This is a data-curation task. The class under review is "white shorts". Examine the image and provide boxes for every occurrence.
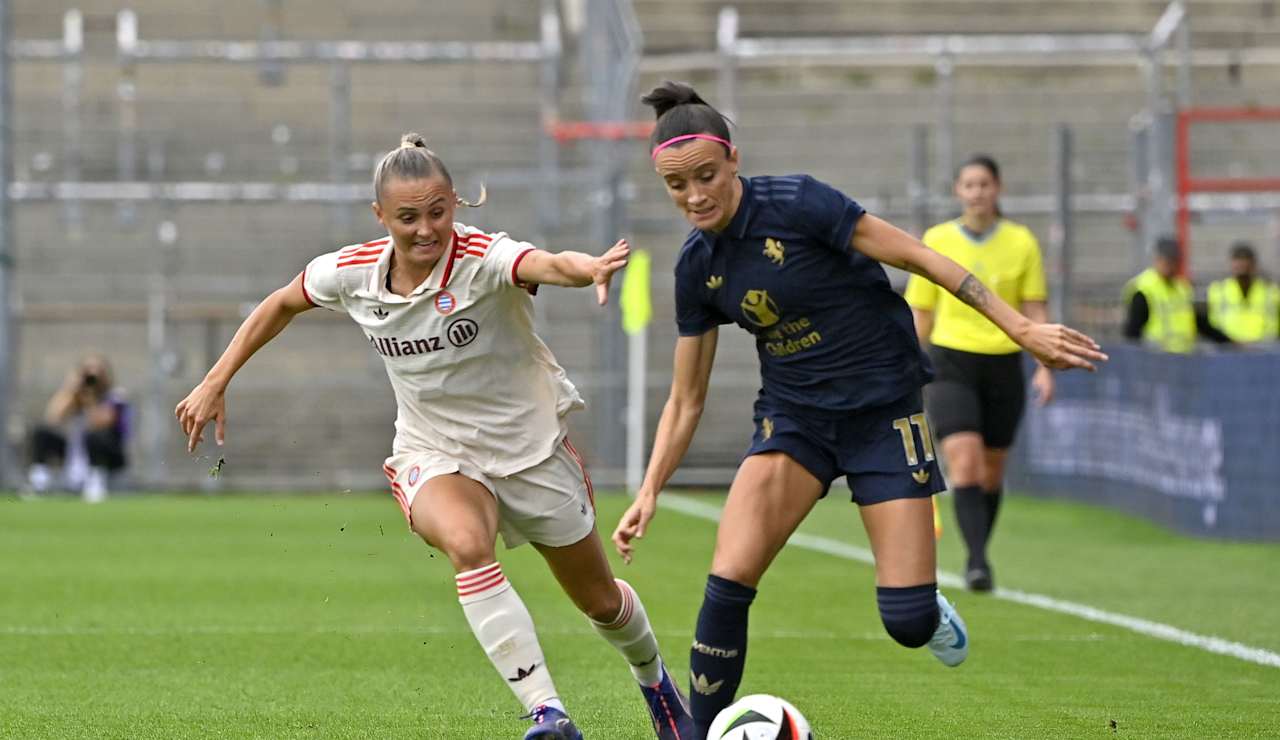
[382,437,596,549]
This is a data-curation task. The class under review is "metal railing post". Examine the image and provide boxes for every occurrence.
[538,0,561,237]
[934,53,955,195]
[0,0,14,489]
[116,10,139,226]
[61,9,83,232]
[1051,124,1074,325]
[328,62,351,232]
[716,7,739,120]
[909,124,930,237]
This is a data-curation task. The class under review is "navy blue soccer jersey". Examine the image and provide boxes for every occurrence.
[674,174,933,412]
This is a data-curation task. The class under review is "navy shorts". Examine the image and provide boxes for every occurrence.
[745,391,946,505]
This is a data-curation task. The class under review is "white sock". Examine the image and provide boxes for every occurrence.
[456,562,560,713]
[82,467,107,503]
[28,464,51,493]
[590,579,664,686]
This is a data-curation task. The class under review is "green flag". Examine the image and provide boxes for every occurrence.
[620,248,652,335]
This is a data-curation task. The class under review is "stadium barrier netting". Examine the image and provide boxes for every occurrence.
[1007,344,1280,541]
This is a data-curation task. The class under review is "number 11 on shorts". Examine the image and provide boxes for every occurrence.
[891,413,935,466]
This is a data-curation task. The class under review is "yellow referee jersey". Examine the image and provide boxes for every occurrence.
[904,219,1047,355]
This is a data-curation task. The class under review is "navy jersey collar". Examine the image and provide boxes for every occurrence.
[699,176,754,244]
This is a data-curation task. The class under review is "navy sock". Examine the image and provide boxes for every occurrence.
[877,583,940,648]
[953,485,990,569]
[689,574,756,737]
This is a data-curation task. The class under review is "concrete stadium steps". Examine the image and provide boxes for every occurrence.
[18,0,1279,46]
[14,0,541,42]
[10,60,545,183]
[10,1,1280,488]
[14,313,635,489]
[634,0,1280,50]
[627,58,1279,295]
[11,190,548,300]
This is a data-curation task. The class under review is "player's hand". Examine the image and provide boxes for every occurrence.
[612,490,657,565]
[1020,323,1108,371]
[175,382,227,453]
[592,239,631,306]
[1031,363,1056,405]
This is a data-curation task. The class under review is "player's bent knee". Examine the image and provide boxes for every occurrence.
[877,585,940,648]
[708,563,765,590]
[426,530,496,571]
[580,585,624,624]
[881,612,937,648]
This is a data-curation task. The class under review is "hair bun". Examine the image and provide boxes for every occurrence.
[640,80,710,120]
[399,132,428,149]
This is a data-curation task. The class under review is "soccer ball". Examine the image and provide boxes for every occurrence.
[707,694,813,739]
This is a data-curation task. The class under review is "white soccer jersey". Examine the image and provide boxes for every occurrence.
[302,223,585,477]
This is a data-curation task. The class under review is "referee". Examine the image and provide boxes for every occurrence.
[904,155,1052,592]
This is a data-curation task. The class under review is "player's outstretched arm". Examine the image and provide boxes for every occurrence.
[175,273,314,453]
[851,215,1108,371]
[1022,300,1057,405]
[612,328,718,564]
[515,239,630,305]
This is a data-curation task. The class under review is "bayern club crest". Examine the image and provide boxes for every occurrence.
[407,466,421,487]
[434,291,456,315]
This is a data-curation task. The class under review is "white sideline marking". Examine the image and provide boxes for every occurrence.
[661,494,1280,670]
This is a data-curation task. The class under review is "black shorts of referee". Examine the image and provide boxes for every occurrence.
[924,345,1026,449]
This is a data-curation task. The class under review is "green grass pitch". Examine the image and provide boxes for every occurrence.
[2,491,1277,738]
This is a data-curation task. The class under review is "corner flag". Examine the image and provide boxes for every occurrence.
[620,249,652,336]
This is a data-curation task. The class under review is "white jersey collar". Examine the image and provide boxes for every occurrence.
[364,230,460,302]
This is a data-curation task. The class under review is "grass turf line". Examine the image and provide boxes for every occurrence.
[0,492,1276,738]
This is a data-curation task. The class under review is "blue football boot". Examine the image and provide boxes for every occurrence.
[640,664,695,739]
[522,704,584,740]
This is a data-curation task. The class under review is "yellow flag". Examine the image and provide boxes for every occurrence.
[620,249,652,335]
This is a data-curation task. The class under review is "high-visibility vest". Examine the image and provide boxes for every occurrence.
[1207,277,1280,343]
[1123,268,1196,353]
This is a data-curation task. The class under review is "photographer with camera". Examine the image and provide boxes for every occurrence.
[26,354,129,502]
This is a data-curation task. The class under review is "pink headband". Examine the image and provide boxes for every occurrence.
[650,133,733,160]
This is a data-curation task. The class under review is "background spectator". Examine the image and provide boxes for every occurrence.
[1207,241,1280,344]
[1122,236,1232,352]
[26,354,129,502]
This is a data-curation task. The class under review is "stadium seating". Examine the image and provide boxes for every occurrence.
[10,0,1280,488]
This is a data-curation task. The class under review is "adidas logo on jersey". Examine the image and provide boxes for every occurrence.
[706,275,724,290]
[371,306,389,320]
